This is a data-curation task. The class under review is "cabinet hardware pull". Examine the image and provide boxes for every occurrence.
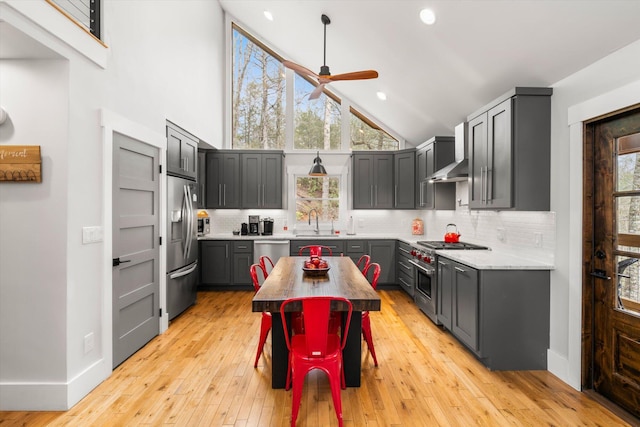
[454,267,466,273]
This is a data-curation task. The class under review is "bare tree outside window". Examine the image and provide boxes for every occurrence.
[350,107,398,150]
[296,176,340,224]
[232,26,285,149]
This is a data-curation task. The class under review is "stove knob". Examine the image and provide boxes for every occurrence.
[410,250,416,256]
[417,253,422,260]
[424,256,432,264]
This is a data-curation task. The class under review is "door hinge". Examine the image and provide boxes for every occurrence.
[159,164,162,174]
[159,308,162,317]
[159,236,162,246]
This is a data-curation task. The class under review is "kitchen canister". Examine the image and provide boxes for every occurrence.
[412,218,424,235]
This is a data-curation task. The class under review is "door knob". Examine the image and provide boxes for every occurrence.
[113,258,131,267]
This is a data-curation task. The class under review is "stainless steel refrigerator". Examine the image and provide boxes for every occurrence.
[166,175,198,320]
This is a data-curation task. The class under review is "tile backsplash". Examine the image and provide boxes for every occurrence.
[203,208,555,265]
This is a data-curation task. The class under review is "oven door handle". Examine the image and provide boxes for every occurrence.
[408,259,436,275]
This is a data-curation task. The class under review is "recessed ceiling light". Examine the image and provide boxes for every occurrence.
[376,91,387,101]
[419,8,436,25]
[263,10,274,21]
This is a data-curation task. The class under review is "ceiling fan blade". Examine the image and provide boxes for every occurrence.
[328,70,379,82]
[283,60,319,79]
[309,84,326,100]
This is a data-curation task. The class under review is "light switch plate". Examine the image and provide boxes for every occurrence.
[82,226,104,244]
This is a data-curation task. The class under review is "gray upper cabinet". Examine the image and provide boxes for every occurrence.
[352,153,394,209]
[241,151,283,209]
[416,136,455,210]
[205,151,241,209]
[393,149,415,209]
[166,123,198,180]
[197,150,206,207]
[467,87,552,210]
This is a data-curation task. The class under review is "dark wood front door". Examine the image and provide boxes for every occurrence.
[584,105,640,417]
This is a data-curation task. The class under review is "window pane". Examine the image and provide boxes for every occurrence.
[350,110,398,150]
[296,176,339,222]
[617,196,640,235]
[232,28,285,149]
[293,75,341,150]
[617,133,640,191]
[616,255,640,315]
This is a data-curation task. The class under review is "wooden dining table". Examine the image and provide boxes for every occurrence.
[252,256,381,389]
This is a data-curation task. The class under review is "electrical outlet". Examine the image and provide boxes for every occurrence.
[497,227,505,241]
[534,232,543,248]
[84,332,94,354]
[358,218,364,228]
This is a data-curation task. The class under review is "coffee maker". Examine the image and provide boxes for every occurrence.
[248,215,260,235]
[261,217,274,236]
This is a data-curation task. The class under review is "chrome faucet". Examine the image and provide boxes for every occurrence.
[308,209,319,234]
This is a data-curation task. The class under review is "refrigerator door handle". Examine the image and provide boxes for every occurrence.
[169,262,198,279]
[184,184,194,260]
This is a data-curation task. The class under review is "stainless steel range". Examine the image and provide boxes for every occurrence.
[409,240,489,324]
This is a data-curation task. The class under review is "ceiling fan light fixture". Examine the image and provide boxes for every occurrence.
[309,151,328,176]
[263,10,274,21]
[420,8,436,25]
[377,91,387,100]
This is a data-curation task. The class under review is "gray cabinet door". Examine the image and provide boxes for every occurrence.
[437,257,453,329]
[468,113,488,209]
[345,240,366,265]
[394,150,415,209]
[451,262,479,352]
[233,252,253,285]
[241,152,283,208]
[352,153,394,209]
[290,240,345,256]
[368,240,396,284]
[205,152,240,208]
[200,241,231,284]
[166,125,197,180]
[486,99,513,209]
[416,137,455,210]
[197,150,206,207]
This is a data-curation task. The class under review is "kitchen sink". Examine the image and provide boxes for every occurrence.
[294,233,340,238]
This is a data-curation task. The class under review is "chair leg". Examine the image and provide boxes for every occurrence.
[362,313,378,367]
[328,365,344,427]
[254,314,271,368]
[290,365,306,427]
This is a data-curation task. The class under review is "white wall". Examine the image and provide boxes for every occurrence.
[547,38,640,389]
[0,0,225,410]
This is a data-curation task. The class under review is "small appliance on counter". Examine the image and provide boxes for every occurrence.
[261,217,274,235]
[248,215,260,235]
[197,210,210,236]
[241,223,248,235]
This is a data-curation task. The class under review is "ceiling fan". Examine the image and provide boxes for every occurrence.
[283,14,378,100]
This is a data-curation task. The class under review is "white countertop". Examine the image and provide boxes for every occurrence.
[435,249,554,270]
[197,234,553,270]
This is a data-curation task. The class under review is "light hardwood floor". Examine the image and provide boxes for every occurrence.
[0,290,635,426]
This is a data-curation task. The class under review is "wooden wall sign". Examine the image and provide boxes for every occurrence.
[0,145,42,183]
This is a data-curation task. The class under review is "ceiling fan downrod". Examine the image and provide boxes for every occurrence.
[320,14,331,76]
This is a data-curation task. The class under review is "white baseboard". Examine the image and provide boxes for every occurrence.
[547,349,581,391]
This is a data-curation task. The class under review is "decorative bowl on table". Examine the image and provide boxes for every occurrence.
[302,256,330,276]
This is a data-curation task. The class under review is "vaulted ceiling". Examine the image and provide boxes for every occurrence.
[219,0,640,145]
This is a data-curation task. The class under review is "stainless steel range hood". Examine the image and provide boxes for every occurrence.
[430,122,468,182]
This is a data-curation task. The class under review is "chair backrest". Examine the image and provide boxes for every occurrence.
[249,263,268,293]
[259,255,275,273]
[356,254,371,274]
[280,296,353,356]
[298,245,333,257]
[362,262,381,290]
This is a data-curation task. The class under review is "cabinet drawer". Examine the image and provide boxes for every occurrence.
[397,258,414,279]
[345,240,366,254]
[233,241,253,253]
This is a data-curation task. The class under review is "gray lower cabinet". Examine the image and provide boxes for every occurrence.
[200,240,253,289]
[396,241,414,296]
[290,240,346,256]
[345,240,366,266]
[367,240,396,285]
[467,87,552,210]
[438,255,550,370]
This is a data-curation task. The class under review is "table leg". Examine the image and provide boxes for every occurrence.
[343,311,362,387]
[270,312,289,389]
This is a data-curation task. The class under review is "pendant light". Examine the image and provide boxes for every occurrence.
[309,151,327,176]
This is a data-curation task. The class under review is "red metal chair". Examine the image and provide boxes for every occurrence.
[280,296,353,427]
[361,262,381,366]
[250,263,272,368]
[259,255,275,273]
[356,254,371,274]
[298,245,333,257]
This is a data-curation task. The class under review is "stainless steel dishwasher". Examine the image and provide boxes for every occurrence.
[253,239,291,267]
